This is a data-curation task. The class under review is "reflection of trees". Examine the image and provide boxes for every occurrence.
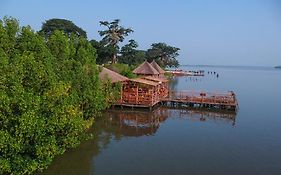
[40,107,236,175]
[40,109,169,175]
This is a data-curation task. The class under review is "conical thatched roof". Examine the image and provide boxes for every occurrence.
[133,61,159,75]
[99,67,128,83]
[150,60,165,74]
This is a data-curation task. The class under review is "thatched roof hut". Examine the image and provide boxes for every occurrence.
[132,61,159,76]
[99,67,128,83]
[150,60,165,74]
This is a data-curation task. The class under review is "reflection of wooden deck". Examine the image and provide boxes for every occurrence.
[114,100,159,108]
[114,90,238,112]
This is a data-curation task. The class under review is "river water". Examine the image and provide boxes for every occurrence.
[41,66,281,175]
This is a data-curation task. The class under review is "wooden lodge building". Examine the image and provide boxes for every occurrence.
[99,61,169,108]
[99,61,238,111]
[121,76,169,107]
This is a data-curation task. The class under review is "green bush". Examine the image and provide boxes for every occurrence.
[0,17,108,174]
[105,63,136,78]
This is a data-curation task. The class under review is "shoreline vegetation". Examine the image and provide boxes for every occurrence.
[0,16,180,175]
[275,66,281,69]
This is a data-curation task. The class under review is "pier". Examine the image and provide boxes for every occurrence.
[166,70,204,76]
[114,90,238,112]
[161,90,238,111]
[101,61,238,112]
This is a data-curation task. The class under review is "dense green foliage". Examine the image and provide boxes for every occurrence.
[39,18,180,68]
[40,18,87,38]
[0,16,180,174]
[105,63,136,78]
[90,39,115,65]
[0,17,108,175]
[118,39,146,66]
[147,42,180,68]
[93,39,179,68]
[98,19,133,63]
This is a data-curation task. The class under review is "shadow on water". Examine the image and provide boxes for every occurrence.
[40,107,236,175]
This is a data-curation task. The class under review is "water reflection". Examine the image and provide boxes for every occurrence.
[40,107,236,175]
[174,108,236,126]
[106,109,169,137]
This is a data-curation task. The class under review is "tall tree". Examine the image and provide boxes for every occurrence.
[119,39,146,65]
[98,19,133,63]
[40,18,87,38]
[147,42,180,68]
[90,39,116,64]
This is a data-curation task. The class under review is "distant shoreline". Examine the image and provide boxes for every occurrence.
[275,66,281,69]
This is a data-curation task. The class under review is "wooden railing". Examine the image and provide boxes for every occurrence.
[164,90,237,106]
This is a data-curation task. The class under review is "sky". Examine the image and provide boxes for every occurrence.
[1,0,281,66]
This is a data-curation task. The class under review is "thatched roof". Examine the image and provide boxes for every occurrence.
[150,60,165,74]
[133,61,159,75]
[99,67,128,83]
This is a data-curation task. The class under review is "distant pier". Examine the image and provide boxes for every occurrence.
[166,70,204,76]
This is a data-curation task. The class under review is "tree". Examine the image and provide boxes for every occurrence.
[119,39,146,66]
[0,17,115,175]
[98,19,133,63]
[90,39,116,64]
[40,18,87,38]
[147,42,180,68]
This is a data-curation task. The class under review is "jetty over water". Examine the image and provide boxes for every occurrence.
[161,90,238,111]
[166,70,204,76]
[114,89,238,112]
[100,61,238,112]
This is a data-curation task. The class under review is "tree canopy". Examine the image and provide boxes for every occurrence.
[40,18,87,38]
[0,17,116,175]
[98,19,133,63]
[118,39,146,66]
[90,39,116,65]
[0,16,181,174]
[147,42,180,68]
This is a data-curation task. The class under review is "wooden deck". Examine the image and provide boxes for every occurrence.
[161,90,238,111]
[114,90,238,112]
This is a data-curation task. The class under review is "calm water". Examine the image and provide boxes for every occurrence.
[41,66,281,175]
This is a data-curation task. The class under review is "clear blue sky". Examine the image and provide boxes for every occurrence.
[1,0,281,66]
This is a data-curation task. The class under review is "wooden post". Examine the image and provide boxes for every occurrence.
[136,85,139,104]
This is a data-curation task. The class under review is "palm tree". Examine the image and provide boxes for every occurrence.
[99,19,133,63]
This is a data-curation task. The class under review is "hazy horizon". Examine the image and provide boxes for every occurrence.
[1,0,281,67]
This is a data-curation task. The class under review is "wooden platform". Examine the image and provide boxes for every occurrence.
[161,90,238,111]
[114,90,238,112]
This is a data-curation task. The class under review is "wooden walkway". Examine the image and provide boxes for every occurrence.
[113,90,238,112]
[161,90,238,111]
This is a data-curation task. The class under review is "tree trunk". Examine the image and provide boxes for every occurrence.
[112,43,118,64]
[112,54,117,64]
